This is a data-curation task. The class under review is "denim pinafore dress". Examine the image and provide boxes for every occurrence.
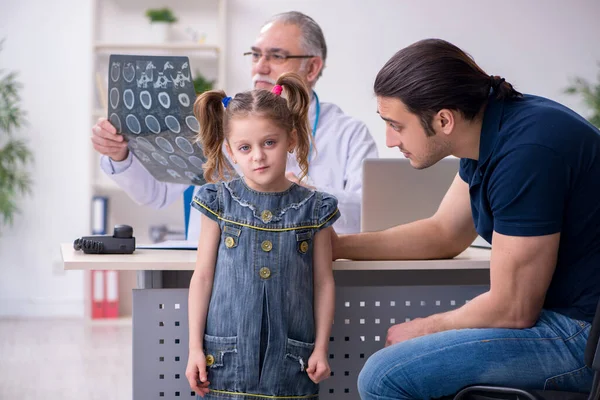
[191,178,340,400]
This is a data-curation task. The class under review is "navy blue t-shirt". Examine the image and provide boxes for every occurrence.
[459,94,600,322]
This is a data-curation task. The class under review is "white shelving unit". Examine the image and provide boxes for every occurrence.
[87,0,227,319]
[91,0,227,191]
[94,42,220,54]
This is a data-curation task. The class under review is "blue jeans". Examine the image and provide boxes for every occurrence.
[358,310,593,399]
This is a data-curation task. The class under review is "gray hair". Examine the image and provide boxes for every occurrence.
[264,11,327,79]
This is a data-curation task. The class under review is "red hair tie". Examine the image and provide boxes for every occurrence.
[272,85,283,96]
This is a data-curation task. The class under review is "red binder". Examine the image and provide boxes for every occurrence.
[104,270,119,318]
[91,270,105,319]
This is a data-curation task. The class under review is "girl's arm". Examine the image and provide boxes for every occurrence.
[186,213,221,394]
[312,226,335,355]
[306,226,335,383]
[188,213,220,350]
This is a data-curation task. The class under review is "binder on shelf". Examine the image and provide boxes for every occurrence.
[95,71,108,111]
[91,270,105,319]
[89,196,119,319]
[91,196,108,235]
[104,270,119,318]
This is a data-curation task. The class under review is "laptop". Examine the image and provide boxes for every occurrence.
[360,157,491,248]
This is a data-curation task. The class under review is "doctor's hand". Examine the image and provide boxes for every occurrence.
[91,117,129,162]
[186,349,210,397]
[286,172,316,190]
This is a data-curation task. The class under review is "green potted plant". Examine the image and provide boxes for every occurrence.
[0,41,33,232]
[145,8,178,43]
[565,64,600,128]
[193,71,215,95]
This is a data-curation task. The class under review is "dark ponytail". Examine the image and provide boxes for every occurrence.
[489,75,521,100]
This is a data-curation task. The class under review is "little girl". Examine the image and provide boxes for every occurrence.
[185,72,339,399]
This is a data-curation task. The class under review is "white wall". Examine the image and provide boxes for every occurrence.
[225,0,600,157]
[0,0,93,316]
[0,0,599,317]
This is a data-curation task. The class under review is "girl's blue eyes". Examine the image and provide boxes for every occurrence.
[238,140,276,152]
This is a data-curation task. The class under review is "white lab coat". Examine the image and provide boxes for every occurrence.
[100,95,379,241]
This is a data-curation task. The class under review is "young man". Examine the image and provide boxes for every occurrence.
[91,12,378,239]
[333,39,600,399]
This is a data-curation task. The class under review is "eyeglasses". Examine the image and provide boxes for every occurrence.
[243,51,316,65]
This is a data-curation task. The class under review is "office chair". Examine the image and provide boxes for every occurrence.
[454,298,600,400]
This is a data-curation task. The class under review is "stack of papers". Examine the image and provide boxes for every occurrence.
[136,240,197,250]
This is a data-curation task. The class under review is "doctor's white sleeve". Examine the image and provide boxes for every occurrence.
[316,123,379,234]
[100,152,189,209]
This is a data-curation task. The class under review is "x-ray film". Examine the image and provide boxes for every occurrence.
[107,54,231,185]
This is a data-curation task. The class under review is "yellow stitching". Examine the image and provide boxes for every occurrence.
[193,199,338,232]
[209,389,318,399]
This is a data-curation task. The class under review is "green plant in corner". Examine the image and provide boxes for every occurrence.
[565,64,600,128]
[0,40,33,229]
[193,71,215,95]
[145,8,178,24]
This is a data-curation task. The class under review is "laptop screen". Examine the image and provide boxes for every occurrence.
[361,157,459,232]
[360,157,491,248]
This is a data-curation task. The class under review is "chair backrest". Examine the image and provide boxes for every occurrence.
[583,297,600,400]
[585,297,600,370]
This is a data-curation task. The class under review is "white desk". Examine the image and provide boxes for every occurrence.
[61,243,490,271]
[60,243,491,400]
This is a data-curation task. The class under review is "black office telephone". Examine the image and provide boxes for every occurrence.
[73,224,136,254]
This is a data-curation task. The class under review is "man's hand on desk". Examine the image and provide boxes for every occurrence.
[385,317,436,347]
